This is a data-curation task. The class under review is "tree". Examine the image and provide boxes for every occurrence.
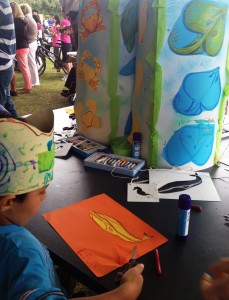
[16,0,61,16]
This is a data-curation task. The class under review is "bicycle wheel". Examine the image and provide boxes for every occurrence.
[36,53,46,76]
[58,49,68,74]
[67,93,76,104]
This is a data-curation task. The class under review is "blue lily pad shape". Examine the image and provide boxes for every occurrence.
[0,143,16,187]
[173,68,221,116]
[163,123,215,166]
[121,0,139,53]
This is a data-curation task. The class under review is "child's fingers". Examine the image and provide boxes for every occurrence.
[200,272,229,300]
[200,273,216,300]
[121,263,144,283]
[210,258,229,275]
[134,263,144,275]
[200,273,213,288]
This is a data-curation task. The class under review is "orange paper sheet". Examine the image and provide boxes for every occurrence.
[43,194,168,277]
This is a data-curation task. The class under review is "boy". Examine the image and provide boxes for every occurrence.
[0,109,144,299]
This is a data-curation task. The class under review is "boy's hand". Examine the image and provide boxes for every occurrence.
[200,258,229,300]
[119,264,144,299]
[71,264,144,300]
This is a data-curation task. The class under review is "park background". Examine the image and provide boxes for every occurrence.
[14,0,61,16]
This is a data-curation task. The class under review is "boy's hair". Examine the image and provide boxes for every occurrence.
[0,193,27,203]
[15,193,27,202]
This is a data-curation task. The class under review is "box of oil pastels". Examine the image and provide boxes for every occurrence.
[84,152,145,176]
[63,135,108,158]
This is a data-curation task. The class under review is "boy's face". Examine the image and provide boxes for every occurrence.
[1,186,48,226]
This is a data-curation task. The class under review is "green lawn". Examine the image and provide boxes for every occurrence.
[13,60,72,116]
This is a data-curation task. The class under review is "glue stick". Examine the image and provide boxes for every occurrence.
[132,132,141,159]
[176,194,191,240]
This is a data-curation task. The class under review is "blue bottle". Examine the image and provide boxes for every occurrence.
[132,132,141,159]
[176,194,191,240]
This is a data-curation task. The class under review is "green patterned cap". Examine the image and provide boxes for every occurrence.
[0,109,54,195]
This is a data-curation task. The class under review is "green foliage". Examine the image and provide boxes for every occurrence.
[16,0,61,16]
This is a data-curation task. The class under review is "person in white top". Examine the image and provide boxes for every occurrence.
[20,3,40,87]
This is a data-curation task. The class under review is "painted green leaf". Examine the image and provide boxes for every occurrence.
[204,12,227,56]
[169,0,228,56]
[185,1,226,33]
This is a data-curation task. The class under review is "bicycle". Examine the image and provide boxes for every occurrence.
[36,38,67,76]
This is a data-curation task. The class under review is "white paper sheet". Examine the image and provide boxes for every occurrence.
[149,169,221,201]
[127,182,159,202]
[55,143,72,157]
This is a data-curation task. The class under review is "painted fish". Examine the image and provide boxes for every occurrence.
[90,211,152,242]
[158,173,202,193]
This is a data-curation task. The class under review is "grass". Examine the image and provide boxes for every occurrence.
[13,60,72,116]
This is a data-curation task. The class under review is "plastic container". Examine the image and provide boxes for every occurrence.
[176,194,191,240]
[84,152,145,177]
[132,132,141,159]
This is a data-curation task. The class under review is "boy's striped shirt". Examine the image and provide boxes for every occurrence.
[0,0,16,71]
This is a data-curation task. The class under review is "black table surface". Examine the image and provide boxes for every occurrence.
[26,142,229,300]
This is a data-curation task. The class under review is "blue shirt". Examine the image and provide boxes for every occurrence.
[0,0,16,71]
[0,225,67,300]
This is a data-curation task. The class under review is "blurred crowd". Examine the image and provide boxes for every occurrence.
[0,0,78,117]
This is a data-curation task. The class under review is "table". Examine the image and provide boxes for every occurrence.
[26,108,229,300]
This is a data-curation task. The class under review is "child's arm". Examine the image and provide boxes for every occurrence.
[72,264,144,300]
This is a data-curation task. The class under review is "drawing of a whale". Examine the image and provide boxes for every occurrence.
[158,173,202,194]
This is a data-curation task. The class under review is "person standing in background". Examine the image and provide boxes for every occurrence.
[10,1,32,94]
[21,3,40,87]
[42,16,49,29]
[51,15,61,58]
[0,0,18,117]
[60,11,72,78]
[59,0,79,51]
[33,14,43,39]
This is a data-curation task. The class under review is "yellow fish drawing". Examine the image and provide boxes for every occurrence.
[90,211,152,242]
